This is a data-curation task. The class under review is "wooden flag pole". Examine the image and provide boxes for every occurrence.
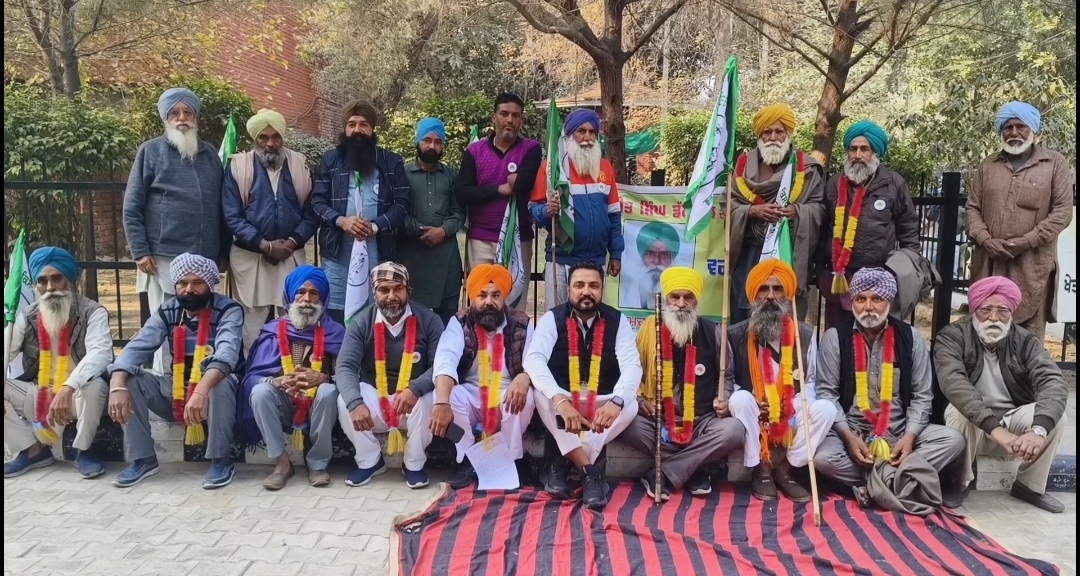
[790,297,822,526]
[715,172,735,405]
[653,291,664,504]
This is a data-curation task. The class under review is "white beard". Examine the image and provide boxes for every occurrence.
[973,316,1011,345]
[662,304,699,347]
[38,291,74,341]
[856,310,887,330]
[844,154,880,184]
[757,138,791,167]
[566,137,602,181]
[165,123,200,161]
[1002,132,1035,156]
[288,302,323,330]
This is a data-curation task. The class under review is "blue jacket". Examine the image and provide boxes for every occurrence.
[311,146,411,262]
[529,160,624,266]
[222,158,319,252]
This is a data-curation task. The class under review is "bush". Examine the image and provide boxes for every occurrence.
[286,132,336,171]
[130,77,256,151]
[659,110,754,185]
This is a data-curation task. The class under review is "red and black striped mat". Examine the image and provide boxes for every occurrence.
[392,483,1058,576]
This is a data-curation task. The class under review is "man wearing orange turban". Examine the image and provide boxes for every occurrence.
[724,259,836,502]
[728,103,826,327]
[430,263,535,490]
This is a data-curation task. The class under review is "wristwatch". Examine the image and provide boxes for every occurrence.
[1031,425,1048,438]
[371,222,380,235]
[610,396,625,408]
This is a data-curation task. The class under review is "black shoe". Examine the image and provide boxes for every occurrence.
[686,469,712,496]
[640,470,672,501]
[448,459,477,490]
[581,464,609,510]
[941,485,969,509]
[541,456,572,499]
[1010,481,1064,513]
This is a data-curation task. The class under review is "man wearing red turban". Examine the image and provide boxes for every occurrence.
[936,276,1068,513]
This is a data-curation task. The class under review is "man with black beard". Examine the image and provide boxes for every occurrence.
[4,248,112,479]
[430,264,535,489]
[335,262,444,489]
[816,120,919,329]
[724,259,835,502]
[312,101,411,324]
[108,253,244,489]
[223,108,318,352]
[399,117,465,324]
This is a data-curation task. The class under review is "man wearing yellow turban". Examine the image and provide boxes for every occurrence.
[222,108,317,350]
[619,267,745,500]
[728,103,826,327]
[430,264,536,490]
[724,259,836,502]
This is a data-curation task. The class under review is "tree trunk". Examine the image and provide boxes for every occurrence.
[59,4,81,97]
[597,58,628,183]
[811,0,860,167]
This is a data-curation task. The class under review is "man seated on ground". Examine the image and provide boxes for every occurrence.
[4,247,112,479]
[108,253,244,489]
[430,264,535,489]
[937,276,1068,513]
[814,267,966,509]
[334,262,444,489]
[524,262,642,510]
[238,266,343,490]
[726,259,837,502]
[621,267,744,500]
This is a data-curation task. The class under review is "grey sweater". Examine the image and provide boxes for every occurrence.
[335,305,445,411]
[123,137,228,261]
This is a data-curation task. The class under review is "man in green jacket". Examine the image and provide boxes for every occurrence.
[936,276,1068,513]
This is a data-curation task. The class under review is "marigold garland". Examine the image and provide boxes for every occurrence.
[746,317,797,461]
[476,328,505,449]
[831,177,869,294]
[374,316,417,456]
[278,320,326,451]
[734,150,807,206]
[855,324,896,461]
[33,316,71,445]
[172,309,210,446]
[659,325,695,445]
[567,316,605,424]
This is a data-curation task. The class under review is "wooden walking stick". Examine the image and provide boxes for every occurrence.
[715,173,735,406]
[551,209,559,306]
[653,291,664,504]
[790,297,822,526]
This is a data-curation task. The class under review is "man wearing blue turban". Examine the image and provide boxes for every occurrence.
[124,86,228,371]
[5,247,113,479]
[817,119,920,329]
[239,266,345,490]
[966,101,1074,340]
[399,117,465,324]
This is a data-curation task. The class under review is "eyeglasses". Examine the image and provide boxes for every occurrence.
[975,306,1012,321]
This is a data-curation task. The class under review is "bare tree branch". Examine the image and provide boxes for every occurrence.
[625,0,691,58]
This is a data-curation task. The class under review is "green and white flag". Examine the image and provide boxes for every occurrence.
[219,112,238,168]
[545,97,574,252]
[495,197,527,307]
[683,56,739,239]
[4,229,32,326]
[468,124,480,144]
[760,149,798,266]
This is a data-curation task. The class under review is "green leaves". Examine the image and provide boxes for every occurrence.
[129,77,257,152]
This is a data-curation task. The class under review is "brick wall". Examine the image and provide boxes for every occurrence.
[91,191,126,258]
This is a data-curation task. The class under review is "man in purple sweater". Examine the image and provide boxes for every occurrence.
[455,93,543,310]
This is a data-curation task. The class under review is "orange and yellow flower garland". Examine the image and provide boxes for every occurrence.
[374,317,417,456]
[567,316,605,421]
[33,316,71,445]
[659,325,695,445]
[831,177,868,294]
[277,320,326,450]
[733,150,807,206]
[476,328,505,443]
[172,309,210,446]
[747,317,796,461]
[855,324,896,461]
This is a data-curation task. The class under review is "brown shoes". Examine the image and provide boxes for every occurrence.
[774,460,811,503]
[751,463,778,500]
[262,467,295,491]
[308,469,331,487]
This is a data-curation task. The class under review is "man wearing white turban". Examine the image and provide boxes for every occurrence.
[223,109,317,351]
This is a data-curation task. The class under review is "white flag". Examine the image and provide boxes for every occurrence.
[7,246,34,378]
[683,56,739,239]
[495,198,527,307]
[344,239,370,324]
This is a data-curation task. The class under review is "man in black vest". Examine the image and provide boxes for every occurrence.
[524,262,642,510]
[814,267,965,508]
[430,264,535,489]
[620,267,745,500]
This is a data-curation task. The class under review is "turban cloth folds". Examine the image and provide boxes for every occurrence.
[282,265,331,307]
[466,264,511,301]
[157,88,201,121]
[659,267,703,299]
[637,222,681,260]
[170,253,220,289]
[564,108,601,136]
[745,258,797,302]
[246,109,287,140]
[843,120,890,158]
[415,117,447,144]
[968,276,1022,312]
[752,104,796,138]
[849,267,897,301]
[995,101,1042,133]
[28,247,78,284]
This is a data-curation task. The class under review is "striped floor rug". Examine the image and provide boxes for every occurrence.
[392,483,1058,576]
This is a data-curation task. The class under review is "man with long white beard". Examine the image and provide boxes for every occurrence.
[334,262,444,489]
[622,221,681,310]
[816,120,919,329]
[727,104,825,325]
[123,88,229,371]
[937,276,1068,513]
[620,267,744,500]
[966,101,1074,341]
[4,248,112,479]
[312,101,411,324]
[223,109,317,352]
[814,268,966,511]
[238,266,344,490]
[725,259,836,502]
[530,108,624,309]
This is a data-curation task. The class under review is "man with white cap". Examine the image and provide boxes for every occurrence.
[223,108,318,351]
[108,253,244,489]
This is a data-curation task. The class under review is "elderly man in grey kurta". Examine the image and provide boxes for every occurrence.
[399,117,464,325]
[728,104,825,325]
[222,108,318,352]
[123,87,229,371]
[966,101,1074,341]
[814,268,966,509]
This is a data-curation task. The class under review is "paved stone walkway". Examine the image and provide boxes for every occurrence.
[3,463,1075,576]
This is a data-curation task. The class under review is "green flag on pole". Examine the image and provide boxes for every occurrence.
[545,97,574,253]
[468,125,480,145]
[683,56,739,239]
[4,230,30,326]
[219,112,238,168]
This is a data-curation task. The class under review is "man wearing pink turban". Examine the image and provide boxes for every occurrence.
[935,276,1068,513]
